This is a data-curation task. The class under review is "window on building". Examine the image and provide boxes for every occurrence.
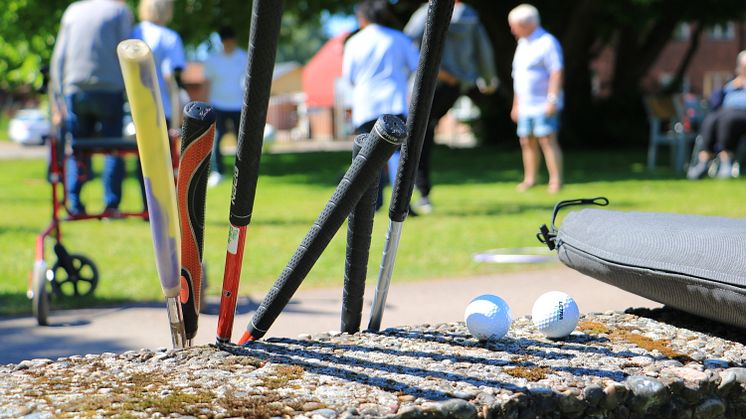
[708,22,735,41]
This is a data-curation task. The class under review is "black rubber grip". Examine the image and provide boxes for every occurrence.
[179,101,216,339]
[340,134,380,333]
[248,115,406,339]
[389,0,454,222]
[229,0,284,227]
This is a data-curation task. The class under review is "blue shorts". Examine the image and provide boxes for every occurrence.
[517,114,559,138]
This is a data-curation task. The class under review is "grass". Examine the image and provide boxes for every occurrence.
[0,111,10,141]
[1,145,744,315]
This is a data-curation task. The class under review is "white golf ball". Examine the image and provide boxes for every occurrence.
[531,291,580,338]
[464,294,512,340]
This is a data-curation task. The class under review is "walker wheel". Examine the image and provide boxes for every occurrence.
[31,261,50,326]
[50,254,99,297]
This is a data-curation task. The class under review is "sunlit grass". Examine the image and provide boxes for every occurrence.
[1,146,744,315]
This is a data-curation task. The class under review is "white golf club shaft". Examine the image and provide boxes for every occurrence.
[166,296,187,348]
[367,220,403,331]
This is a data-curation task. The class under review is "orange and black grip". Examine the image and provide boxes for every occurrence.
[177,101,215,340]
[241,115,406,343]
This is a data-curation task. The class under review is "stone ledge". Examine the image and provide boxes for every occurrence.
[1,307,745,418]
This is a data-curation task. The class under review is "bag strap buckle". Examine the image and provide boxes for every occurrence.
[537,197,609,251]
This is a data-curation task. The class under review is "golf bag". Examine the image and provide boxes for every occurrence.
[538,198,746,329]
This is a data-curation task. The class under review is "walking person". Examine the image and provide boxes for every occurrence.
[343,0,419,209]
[688,50,746,179]
[203,26,249,187]
[132,0,187,210]
[405,0,498,212]
[133,0,186,127]
[51,0,133,217]
[509,4,564,193]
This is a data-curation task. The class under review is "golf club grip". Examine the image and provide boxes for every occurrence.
[229,0,284,227]
[389,0,455,222]
[216,0,283,344]
[244,115,406,341]
[341,135,379,333]
[178,102,215,340]
[117,39,181,298]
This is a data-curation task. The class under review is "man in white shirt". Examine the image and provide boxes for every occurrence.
[343,0,419,209]
[204,26,248,186]
[509,4,564,193]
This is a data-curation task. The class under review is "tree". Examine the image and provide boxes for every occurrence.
[3,0,746,146]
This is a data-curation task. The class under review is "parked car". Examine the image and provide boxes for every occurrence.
[9,109,51,145]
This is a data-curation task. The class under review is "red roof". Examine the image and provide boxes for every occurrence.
[302,33,348,108]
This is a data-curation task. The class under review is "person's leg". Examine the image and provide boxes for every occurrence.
[688,110,721,179]
[516,115,539,190]
[537,135,563,192]
[518,136,540,191]
[415,82,461,202]
[698,111,720,159]
[64,93,93,215]
[96,91,125,211]
[534,114,563,192]
[714,108,746,177]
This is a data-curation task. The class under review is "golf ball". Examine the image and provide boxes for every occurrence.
[531,291,580,338]
[464,294,512,340]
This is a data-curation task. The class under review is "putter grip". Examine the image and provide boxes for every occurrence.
[178,102,215,340]
[248,115,406,339]
[229,0,284,227]
[389,0,454,222]
[341,134,379,333]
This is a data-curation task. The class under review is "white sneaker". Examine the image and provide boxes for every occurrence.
[208,172,222,187]
[416,196,433,214]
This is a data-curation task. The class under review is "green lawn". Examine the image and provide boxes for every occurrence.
[1,146,744,315]
[0,112,9,142]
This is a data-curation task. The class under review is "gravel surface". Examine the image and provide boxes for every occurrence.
[1,307,745,418]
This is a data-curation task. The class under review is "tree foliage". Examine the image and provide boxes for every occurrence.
[2,0,746,144]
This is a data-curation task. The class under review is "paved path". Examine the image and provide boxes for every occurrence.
[0,266,658,364]
[0,141,46,160]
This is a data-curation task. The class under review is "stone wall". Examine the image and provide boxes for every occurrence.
[1,307,744,418]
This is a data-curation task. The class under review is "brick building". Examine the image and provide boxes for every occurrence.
[593,22,746,98]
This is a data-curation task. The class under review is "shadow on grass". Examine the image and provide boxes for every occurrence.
[225,146,690,189]
[0,225,44,235]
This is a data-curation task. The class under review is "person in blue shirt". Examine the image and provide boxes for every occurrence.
[132,0,187,211]
[688,50,746,179]
[405,0,498,211]
[343,0,419,209]
[51,0,133,217]
[133,0,186,127]
[509,4,564,194]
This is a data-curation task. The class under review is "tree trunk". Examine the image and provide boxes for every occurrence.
[662,22,704,94]
[559,0,598,141]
